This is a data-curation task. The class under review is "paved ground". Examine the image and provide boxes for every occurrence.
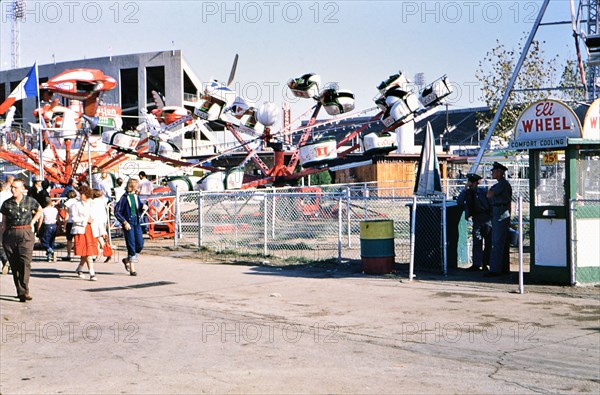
[1,246,599,394]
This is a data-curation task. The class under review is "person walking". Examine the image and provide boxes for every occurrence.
[0,177,13,274]
[71,186,99,281]
[39,197,58,262]
[91,189,110,262]
[113,177,125,202]
[486,162,513,277]
[137,171,153,234]
[0,178,43,302]
[115,178,145,276]
[60,190,78,261]
[457,173,492,272]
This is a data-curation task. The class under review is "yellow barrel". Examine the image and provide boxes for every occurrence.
[360,220,395,274]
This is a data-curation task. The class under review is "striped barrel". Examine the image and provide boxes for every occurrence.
[360,220,395,274]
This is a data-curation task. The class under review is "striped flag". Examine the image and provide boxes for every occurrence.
[0,63,38,115]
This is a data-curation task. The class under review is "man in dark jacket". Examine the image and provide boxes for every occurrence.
[457,173,492,272]
[28,177,49,206]
[487,162,513,276]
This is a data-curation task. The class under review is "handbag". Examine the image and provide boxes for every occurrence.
[102,237,113,257]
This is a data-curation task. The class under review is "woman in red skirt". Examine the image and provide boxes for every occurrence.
[71,186,99,281]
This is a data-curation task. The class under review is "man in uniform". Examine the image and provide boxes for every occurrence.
[486,162,512,277]
[0,178,43,302]
[457,173,492,271]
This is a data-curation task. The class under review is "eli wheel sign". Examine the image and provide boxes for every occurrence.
[509,99,582,150]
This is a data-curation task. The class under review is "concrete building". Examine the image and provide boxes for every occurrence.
[0,50,237,159]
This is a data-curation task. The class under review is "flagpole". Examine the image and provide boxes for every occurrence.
[34,61,44,180]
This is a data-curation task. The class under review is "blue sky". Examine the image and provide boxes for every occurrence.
[0,1,580,118]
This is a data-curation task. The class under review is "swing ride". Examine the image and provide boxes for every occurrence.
[0,63,453,193]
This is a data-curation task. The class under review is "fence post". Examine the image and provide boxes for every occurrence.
[518,194,524,294]
[442,194,447,276]
[174,188,180,248]
[409,195,417,281]
[271,189,276,239]
[198,192,203,248]
[263,193,268,256]
[363,183,368,219]
[346,187,351,248]
[569,198,577,286]
[234,195,239,250]
[338,193,343,263]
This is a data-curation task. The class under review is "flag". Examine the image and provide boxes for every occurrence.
[0,64,38,115]
[414,121,442,195]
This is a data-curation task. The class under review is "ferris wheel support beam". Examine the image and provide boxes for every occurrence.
[469,0,550,174]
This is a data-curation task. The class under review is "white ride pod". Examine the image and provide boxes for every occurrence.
[194,82,237,121]
[298,137,338,168]
[101,130,141,151]
[376,72,410,94]
[373,86,410,112]
[48,106,79,139]
[148,136,182,160]
[419,76,453,107]
[193,99,222,121]
[287,73,321,99]
[225,167,244,190]
[255,102,280,127]
[160,106,190,125]
[238,108,265,135]
[226,96,251,119]
[381,92,420,128]
[320,89,356,116]
[199,171,226,192]
[361,131,398,155]
[164,175,202,193]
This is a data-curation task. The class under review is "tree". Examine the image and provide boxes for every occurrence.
[557,59,587,103]
[309,170,332,186]
[475,36,559,144]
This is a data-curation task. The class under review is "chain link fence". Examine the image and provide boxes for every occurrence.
[569,199,600,284]
[172,180,532,274]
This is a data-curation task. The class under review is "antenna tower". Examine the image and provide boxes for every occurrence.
[11,0,26,69]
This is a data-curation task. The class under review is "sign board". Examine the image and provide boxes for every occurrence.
[95,104,123,129]
[582,98,600,140]
[509,99,582,150]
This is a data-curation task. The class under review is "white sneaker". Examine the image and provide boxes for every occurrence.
[89,275,97,281]
[76,271,85,279]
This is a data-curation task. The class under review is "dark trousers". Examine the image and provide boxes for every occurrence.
[490,217,510,273]
[3,228,35,297]
[471,219,492,268]
[40,223,57,253]
[123,216,144,259]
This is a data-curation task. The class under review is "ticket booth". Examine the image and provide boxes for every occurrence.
[511,99,600,285]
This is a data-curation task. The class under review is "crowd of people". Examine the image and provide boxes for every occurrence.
[0,170,150,302]
[2,164,514,303]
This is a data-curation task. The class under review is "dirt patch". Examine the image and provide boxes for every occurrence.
[141,243,600,300]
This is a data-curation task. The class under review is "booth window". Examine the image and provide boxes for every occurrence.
[534,150,566,206]
[576,149,600,200]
